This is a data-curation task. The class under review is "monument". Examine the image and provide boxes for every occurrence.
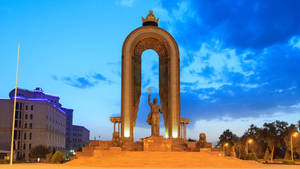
[120,10,181,140]
[85,10,193,152]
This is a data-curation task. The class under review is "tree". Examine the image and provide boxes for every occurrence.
[50,151,65,163]
[239,124,266,158]
[261,121,289,162]
[218,129,239,156]
[29,145,51,159]
[218,129,238,146]
[283,124,299,160]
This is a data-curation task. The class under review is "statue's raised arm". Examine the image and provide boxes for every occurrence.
[148,93,152,106]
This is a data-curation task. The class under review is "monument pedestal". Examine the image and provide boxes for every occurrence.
[143,136,172,151]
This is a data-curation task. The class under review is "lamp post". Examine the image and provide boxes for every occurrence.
[291,132,299,161]
[246,138,254,154]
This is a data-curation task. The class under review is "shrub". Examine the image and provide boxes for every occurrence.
[45,153,53,162]
[29,145,51,159]
[241,153,258,160]
[0,159,9,164]
[50,151,65,163]
[282,160,295,165]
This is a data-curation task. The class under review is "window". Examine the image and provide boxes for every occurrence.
[24,123,27,128]
[25,114,28,119]
[15,111,18,119]
[30,105,33,111]
[16,102,19,110]
[24,133,26,140]
[20,103,23,110]
[18,131,20,139]
[23,144,26,150]
[15,120,18,128]
[17,141,20,150]
[26,105,28,110]
[19,121,21,128]
[29,133,32,140]
[19,111,22,118]
[30,114,33,120]
[29,123,32,128]
[29,144,31,150]
[14,131,17,140]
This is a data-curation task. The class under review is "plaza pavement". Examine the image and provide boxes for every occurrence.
[1,163,300,169]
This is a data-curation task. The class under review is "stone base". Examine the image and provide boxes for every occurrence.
[143,136,172,152]
[121,141,143,151]
[171,139,189,152]
[200,148,211,152]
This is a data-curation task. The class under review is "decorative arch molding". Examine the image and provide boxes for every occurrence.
[121,14,180,140]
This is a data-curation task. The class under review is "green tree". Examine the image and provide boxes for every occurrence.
[283,124,299,160]
[218,129,239,156]
[50,151,65,163]
[261,121,289,162]
[29,145,51,159]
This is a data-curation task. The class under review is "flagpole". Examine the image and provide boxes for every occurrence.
[10,43,20,165]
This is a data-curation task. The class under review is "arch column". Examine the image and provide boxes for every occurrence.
[121,13,181,140]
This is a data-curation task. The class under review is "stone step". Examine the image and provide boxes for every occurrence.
[75,151,93,157]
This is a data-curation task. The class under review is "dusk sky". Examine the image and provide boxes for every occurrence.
[1,0,300,143]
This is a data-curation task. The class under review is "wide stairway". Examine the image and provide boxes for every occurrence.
[66,149,263,168]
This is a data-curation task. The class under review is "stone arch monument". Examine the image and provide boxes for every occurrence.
[121,10,181,140]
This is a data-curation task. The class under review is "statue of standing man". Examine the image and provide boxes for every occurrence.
[146,88,162,136]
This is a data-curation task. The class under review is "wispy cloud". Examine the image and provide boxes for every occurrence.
[119,0,136,7]
[62,76,96,89]
[53,73,111,89]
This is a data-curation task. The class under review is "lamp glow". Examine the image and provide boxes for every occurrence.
[248,138,254,144]
[292,132,298,137]
[172,131,178,138]
[124,128,130,137]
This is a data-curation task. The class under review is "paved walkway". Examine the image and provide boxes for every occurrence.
[1,163,300,169]
[66,151,295,168]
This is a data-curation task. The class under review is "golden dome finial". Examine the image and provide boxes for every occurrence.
[142,10,159,26]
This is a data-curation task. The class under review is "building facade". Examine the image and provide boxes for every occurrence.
[72,125,90,151]
[62,108,73,150]
[0,88,68,160]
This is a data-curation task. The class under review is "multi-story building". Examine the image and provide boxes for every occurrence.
[72,125,90,151]
[61,108,73,150]
[0,88,68,160]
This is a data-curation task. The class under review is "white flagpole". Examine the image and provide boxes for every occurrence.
[10,43,20,165]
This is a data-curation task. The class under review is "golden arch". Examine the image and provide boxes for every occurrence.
[121,14,181,140]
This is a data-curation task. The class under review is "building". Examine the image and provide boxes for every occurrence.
[71,125,90,151]
[61,108,73,150]
[0,88,68,160]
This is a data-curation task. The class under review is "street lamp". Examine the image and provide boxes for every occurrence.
[223,142,229,156]
[246,138,254,154]
[291,131,299,161]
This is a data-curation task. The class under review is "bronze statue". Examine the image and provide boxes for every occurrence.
[146,88,162,136]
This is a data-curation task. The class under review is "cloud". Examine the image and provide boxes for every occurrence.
[289,35,300,49]
[188,109,300,143]
[62,77,96,89]
[119,0,136,7]
[53,73,110,89]
[180,40,257,93]
[93,73,108,81]
[161,0,300,50]
[151,1,300,122]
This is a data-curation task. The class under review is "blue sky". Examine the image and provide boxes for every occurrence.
[1,0,300,143]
